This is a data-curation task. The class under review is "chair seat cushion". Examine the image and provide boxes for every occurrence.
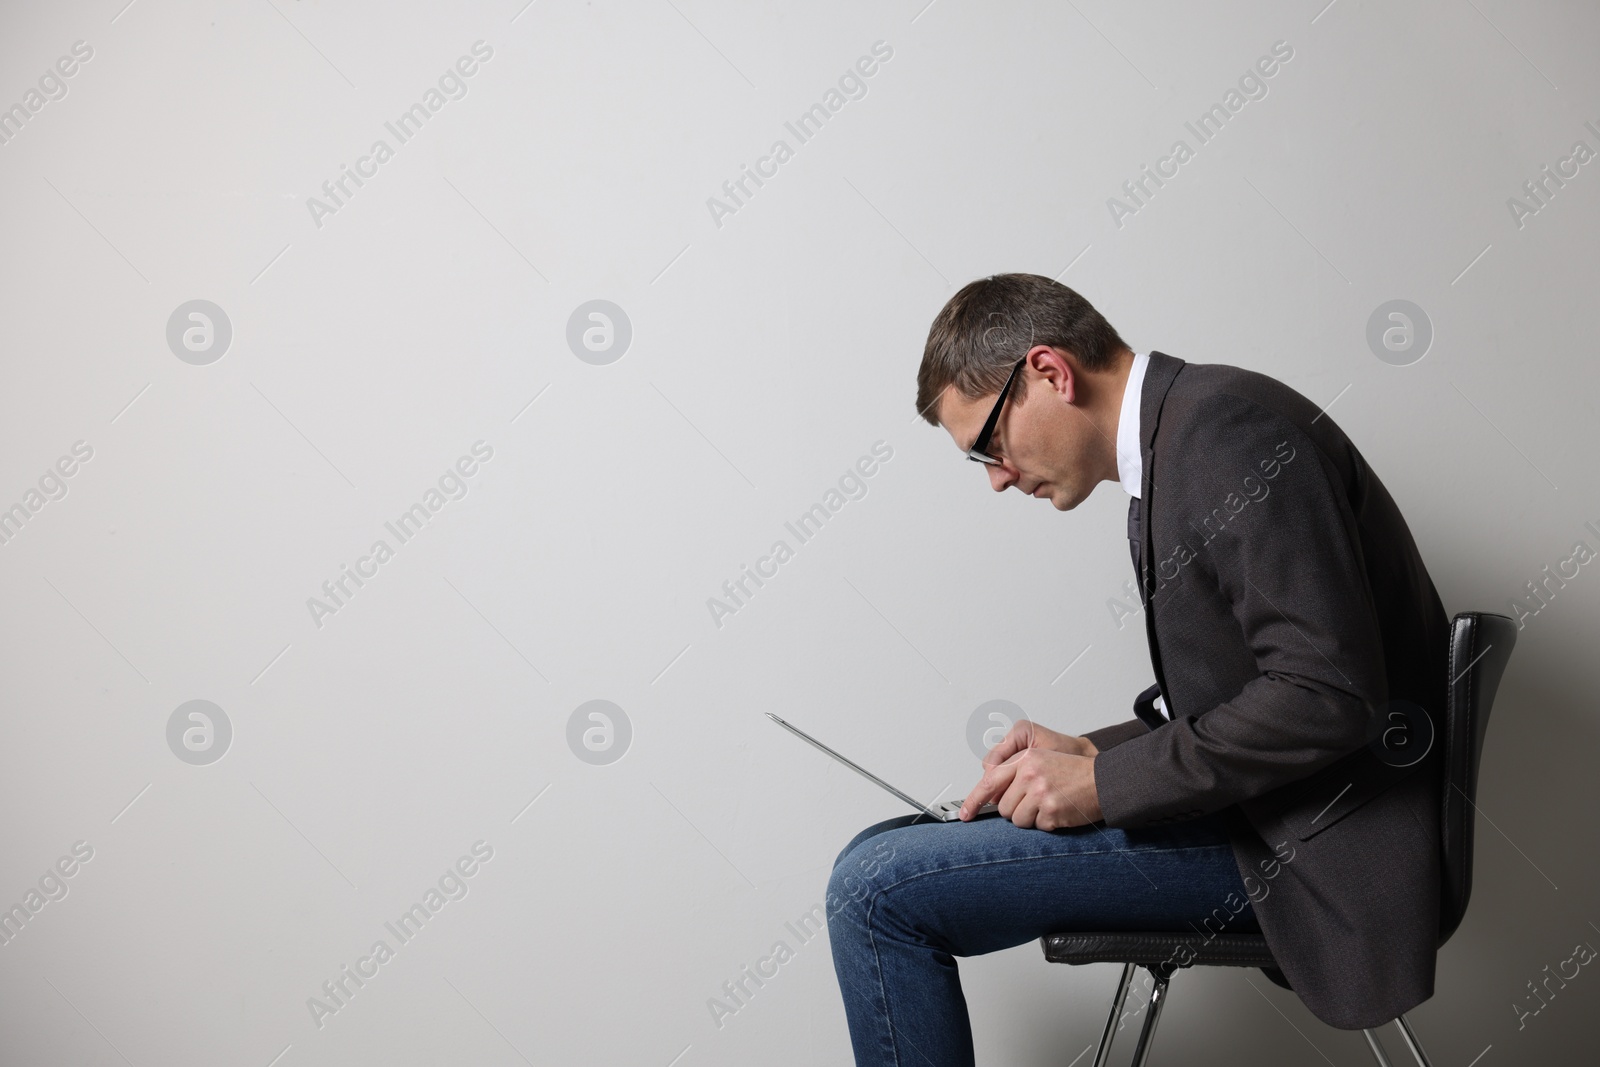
[1041,931,1278,969]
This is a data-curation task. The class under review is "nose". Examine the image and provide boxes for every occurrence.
[987,461,1019,493]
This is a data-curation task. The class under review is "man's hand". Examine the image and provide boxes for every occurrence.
[981,719,1100,768]
[960,747,1103,830]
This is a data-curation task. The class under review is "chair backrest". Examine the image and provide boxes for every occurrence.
[1438,610,1518,943]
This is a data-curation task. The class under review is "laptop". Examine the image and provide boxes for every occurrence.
[766,712,1001,822]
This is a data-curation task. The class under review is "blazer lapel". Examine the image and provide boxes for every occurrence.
[1136,350,1184,712]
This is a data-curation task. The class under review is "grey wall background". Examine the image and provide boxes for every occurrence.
[2,0,1597,1064]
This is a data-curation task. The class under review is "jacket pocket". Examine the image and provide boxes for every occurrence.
[1269,745,1428,842]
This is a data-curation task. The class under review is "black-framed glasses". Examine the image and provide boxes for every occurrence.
[965,358,1026,465]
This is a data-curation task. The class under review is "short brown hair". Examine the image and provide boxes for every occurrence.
[915,273,1129,425]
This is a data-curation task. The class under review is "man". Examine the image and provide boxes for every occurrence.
[825,273,1450,1066]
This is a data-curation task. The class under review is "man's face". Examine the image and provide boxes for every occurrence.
[938,351,1106,511]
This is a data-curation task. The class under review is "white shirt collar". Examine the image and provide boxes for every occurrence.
[1116,352,1149,499]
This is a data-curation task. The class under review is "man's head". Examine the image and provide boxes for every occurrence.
[916,273,1133,510]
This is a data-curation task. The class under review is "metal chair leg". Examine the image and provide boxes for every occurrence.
[1128,967,1171,1067]
[1393,1013,1436,1067]
[1362,1027,1396,1067]
[1090,963,1136,1067]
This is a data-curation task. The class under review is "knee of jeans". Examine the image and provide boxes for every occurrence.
[832,825,880,870]
[827,836,899,919]
[825,863,876,924]
[831,814,919,870]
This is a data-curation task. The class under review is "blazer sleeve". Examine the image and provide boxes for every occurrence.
[1090,393,1390,828]
[1084,716,1150,752]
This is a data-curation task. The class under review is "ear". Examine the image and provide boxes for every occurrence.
[1027,345,1077,403]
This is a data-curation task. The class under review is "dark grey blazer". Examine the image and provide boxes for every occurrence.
[1083,350,1450,1030]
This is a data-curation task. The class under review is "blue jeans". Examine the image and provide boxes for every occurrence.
[825,809,1259,1067]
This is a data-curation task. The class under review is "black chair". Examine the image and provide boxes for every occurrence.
[1040,611,1517,1067]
